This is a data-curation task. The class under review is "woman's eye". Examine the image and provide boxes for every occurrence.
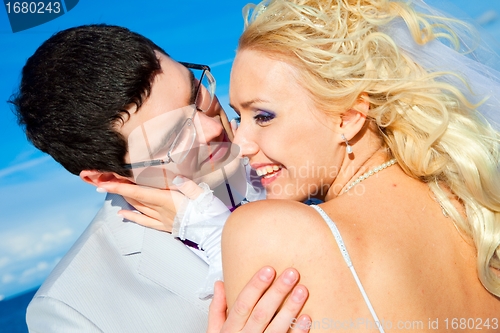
[254,110,275,124]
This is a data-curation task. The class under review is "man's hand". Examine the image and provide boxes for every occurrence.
[207,267,311,333]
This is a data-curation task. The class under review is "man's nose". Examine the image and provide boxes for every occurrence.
[233,122,259,157]
[193,111,224,144]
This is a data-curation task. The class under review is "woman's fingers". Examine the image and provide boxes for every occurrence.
[98,177,208,209]
[97,182,183,231]
[121,197,174,222]
[230,118,239,137]
[172,176,205,200]
[98,182,176,208]
[97,178,213,232]
[117,209,170,232]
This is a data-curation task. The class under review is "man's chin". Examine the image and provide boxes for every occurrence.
[194,157,248,207]
[193,155,243,188]
[193,142,241,184]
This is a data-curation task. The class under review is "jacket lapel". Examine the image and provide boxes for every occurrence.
[105,193,210,311]
[106,194,145,256]
[139,228,210,311]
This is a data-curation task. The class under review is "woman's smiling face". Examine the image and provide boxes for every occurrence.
[230,49,345,201]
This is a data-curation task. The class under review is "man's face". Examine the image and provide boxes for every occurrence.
[116,52,242,190]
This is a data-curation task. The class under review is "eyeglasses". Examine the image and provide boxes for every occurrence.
[124,62,216,169]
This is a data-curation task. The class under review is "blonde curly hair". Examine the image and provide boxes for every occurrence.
[239,0,500,296]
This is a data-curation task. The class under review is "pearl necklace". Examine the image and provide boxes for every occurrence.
[343,158,398,193]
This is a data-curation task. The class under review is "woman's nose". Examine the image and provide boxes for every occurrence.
[233,122,259,157]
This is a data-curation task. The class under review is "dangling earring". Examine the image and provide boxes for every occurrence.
[341,134,353,154]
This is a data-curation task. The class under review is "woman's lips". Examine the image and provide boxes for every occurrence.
[260,168,282,187]
[252,163,283,187]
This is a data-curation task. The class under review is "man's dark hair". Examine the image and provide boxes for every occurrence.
[9,24,167,177]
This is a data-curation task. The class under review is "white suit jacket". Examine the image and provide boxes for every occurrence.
[26,193,210,332]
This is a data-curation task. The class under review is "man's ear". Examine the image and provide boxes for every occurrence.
[79,170,133,188]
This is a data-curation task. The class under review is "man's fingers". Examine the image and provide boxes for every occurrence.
[221,267,310,333]
[289,314,312,333]
[206,281,227,333]
[221,266,276,331]
[172,176,205,200]
[240,268,301,332]
[265,285,310,333]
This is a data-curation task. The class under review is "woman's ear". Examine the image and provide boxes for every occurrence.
[338,93,369,139]
[79,170,133,188]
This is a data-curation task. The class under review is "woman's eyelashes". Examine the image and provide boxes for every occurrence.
[254,110,275,125]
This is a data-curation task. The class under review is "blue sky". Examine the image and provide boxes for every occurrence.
[0,0,499,301]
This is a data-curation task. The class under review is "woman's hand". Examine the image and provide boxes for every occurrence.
[97,177,204,232]
[207,267,311,333]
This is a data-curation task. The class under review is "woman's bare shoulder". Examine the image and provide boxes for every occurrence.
[227,199,315,220]
[223,200,329,245]
[221,200,347,307]
[222,199,393,319]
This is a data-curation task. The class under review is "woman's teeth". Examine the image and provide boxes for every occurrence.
[256,165,282,178]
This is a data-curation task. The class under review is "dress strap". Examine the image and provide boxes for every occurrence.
[310,205,385,333]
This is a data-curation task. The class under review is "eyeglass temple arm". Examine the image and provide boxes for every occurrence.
[123,158,171,170]
[178,62,211,72]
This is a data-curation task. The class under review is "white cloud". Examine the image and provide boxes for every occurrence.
[20,261,51,279]
[0,257,10,269]
[0,258,61,291]
[41,228,74,243]
[0,162,103,262]
[17,258,61,286]
[0,164,104,299]
[210,58,234,68]
[1,233,33,257]
[0,227,75,259]
[2,274,15,284]
[33,228,74,257]
[0,295,4,301]
[0,155,52,179]
[477,10,498,25]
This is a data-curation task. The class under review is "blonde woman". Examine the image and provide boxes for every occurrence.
[102,0,500,331]
[224,0,500,331]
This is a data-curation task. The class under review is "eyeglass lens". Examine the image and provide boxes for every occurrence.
[168,118,197,163]
[194,70,216,112]
[168,69,215,164]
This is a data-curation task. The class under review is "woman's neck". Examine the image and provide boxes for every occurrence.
[325,130,390,201]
